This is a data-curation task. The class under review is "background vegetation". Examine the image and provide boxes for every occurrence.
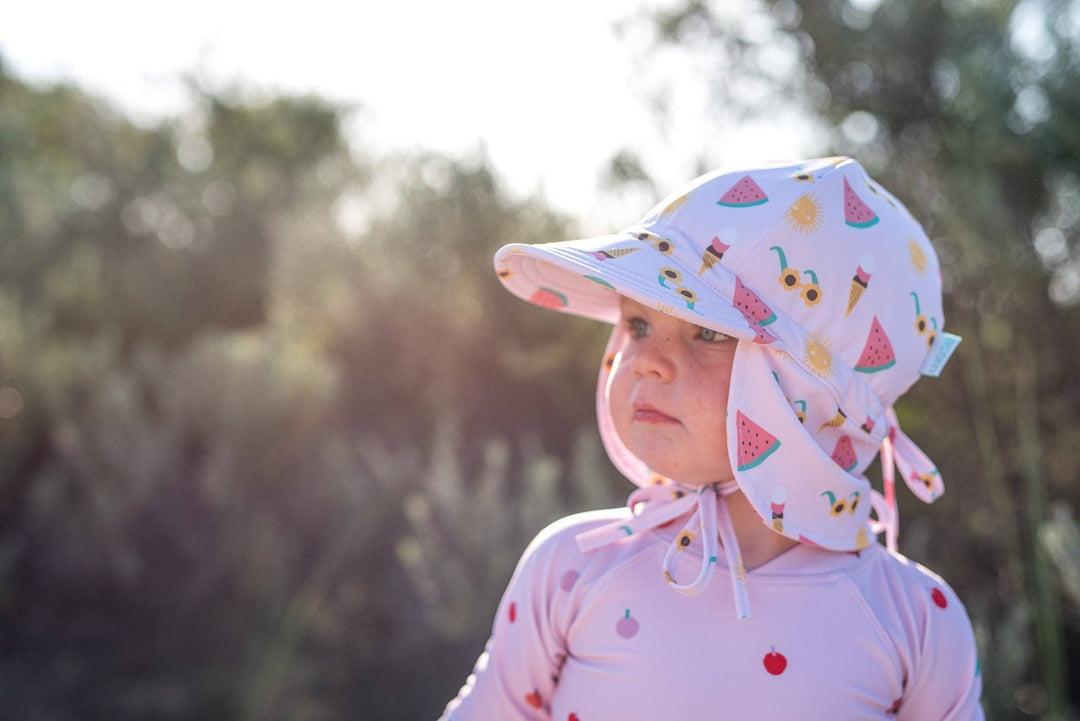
[1,0,1078,718]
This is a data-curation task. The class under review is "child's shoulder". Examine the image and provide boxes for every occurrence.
[874,545,957,590]
[522,506,632,558]
[853,543,970,619]
[509,506,642,587]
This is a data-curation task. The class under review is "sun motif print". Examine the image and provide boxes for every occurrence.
[784,192,824,233]
[803,333,836,379]
[908,238,927,276]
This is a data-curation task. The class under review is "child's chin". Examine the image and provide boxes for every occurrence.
[644,465,736,489]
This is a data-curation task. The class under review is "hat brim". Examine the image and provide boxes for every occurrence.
[494,231,757,342]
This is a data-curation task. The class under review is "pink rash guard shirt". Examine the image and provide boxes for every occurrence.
[439,502,984,720]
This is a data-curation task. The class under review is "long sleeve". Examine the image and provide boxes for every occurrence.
[894,570,984,720]
[438,515,590,720]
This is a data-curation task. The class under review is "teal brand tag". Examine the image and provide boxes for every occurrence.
[920,332,963,377]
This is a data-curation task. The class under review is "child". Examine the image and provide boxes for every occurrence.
[439,157,983,719]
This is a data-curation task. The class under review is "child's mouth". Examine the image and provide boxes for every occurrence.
[633,404,679,424]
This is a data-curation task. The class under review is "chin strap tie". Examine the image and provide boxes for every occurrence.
[872,407,945,554]
[575,480,751,620]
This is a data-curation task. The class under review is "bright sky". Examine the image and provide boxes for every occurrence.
[1,0,817,232]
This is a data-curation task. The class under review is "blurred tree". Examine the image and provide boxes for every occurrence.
[623,0,1080,718]
[0,55,625,720]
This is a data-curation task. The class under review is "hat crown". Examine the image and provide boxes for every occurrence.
[635,157,944,410]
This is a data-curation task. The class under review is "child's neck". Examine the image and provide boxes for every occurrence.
[723,491,800,571]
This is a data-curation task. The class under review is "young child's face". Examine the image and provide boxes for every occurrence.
[607,296,738,487]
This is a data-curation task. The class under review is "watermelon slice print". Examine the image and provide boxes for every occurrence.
[843,177,879,228]
[734,277,777,325]
[530,287,568,309]
[717,175,769,208]
[854,316,896,373]
[746,322,777,345]
[736,410,781,471]
[830,435,858,472]
[733,277,777,344]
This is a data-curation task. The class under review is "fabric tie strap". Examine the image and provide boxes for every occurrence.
[872,407,945,554]
[576,481,752,620]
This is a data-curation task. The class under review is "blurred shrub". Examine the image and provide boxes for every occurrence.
[0,60,628,720]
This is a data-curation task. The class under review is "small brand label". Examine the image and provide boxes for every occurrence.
[920,332,963,377]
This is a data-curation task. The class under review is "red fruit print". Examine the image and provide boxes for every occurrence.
[763,647,788,675]
[569,714,581,721]
[931,588,948,609]
[616,609,640,639]
[530,287,568,309]
[525,690,542,709]
[508,602,517,623]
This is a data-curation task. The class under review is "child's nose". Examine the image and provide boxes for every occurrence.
[630,337,676,379]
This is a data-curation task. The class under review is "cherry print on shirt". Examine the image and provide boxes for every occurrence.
[525,690,542,709]
[568,714,581,721]
[560,569,580,592]
[763,646,788,675]
[932,587,948,609]
[616,609,640,639]
[508,602,517,623]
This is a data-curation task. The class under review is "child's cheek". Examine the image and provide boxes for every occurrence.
[612,363,635,403]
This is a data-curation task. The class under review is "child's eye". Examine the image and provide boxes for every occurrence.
[625,317,650,339]
[696,326,732,343]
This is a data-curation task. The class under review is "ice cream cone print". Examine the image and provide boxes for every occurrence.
[770,487,787,533]
[589,246,641,260]
[845,255,875,317]
[698,230,734,274]
[818,408,847,432]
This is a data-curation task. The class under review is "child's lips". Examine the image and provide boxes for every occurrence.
[633,403,679,424]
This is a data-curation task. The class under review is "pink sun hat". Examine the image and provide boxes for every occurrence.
[494,157,961,618]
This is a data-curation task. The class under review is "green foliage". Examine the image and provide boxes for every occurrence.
[0,64,621,719]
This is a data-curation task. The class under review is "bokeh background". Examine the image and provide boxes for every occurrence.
[2,0,1079,719]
